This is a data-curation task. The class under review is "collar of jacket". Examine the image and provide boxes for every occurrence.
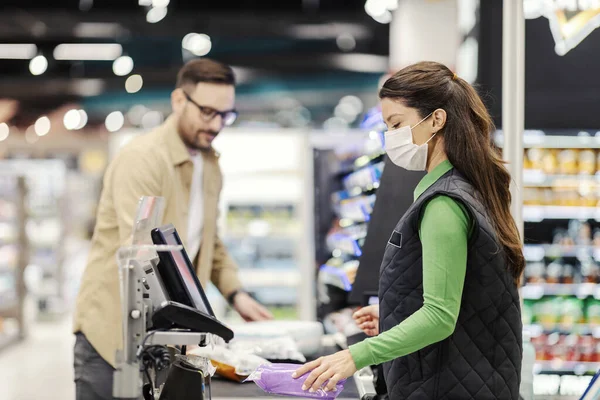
[160,114,220,166]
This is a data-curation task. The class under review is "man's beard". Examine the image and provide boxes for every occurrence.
[178,121,218,151]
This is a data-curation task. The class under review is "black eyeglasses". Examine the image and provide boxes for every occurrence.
[183,92,238,126]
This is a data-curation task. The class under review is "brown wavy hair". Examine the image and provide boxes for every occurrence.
[380,61,524,284]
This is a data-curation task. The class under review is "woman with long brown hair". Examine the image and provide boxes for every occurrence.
[294,61,524,399]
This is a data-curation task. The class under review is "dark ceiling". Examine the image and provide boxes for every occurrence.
[0,1,390,127]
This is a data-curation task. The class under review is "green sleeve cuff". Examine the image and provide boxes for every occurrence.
[349,340,375,370]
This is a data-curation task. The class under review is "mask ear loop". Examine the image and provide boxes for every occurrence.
[411,112,434,130]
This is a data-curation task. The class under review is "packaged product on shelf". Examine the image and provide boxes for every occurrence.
[586,299,600,326]
[562,263,576,284]
[522,300,535,325]
[579,335,596,362]
[526,148,545,172]
[564,334,581,362]
[561,298,584,328]
[581,262,599,284]
[579,150,597,175]
[546,262,563,284]
[535,297,562,328]
[543,149,559,175]
[558,149,579,175]
[531,334,547,360]
[525,263,546,284]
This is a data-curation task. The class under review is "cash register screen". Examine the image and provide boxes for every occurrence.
[151,224,215,317]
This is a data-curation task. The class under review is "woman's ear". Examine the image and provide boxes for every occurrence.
[432,108,447,133]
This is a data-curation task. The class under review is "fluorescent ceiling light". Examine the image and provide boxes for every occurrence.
[74,22,124,38]
[330,54,389,73]
[147,6,168,23]
[288,23,370,40]
[0,44,37,59]
[53,43,123,61]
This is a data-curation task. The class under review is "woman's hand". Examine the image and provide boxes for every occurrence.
[352,305,379,336]
[292,350,357,393]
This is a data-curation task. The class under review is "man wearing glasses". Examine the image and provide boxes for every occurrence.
[73,58,272,400]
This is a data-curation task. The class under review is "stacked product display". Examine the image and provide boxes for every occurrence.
[520,132,600,397]
[316,126,385,334]
[0,174,28,350]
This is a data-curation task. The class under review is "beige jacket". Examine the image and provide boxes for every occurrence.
[73,115,241,366]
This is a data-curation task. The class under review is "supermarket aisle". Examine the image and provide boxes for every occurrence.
[0,316,75,400]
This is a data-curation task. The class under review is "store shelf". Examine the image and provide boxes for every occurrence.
[535,361,600,374]
[524,206,600,222]
[524,171,600,187]
[496,132,600,149]
[525,324,600,338]
[521,283,600,299]
[524,244,600,262]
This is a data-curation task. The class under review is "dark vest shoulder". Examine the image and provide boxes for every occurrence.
[378,168,522,400]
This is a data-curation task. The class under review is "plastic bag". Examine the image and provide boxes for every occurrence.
[247,363,347,399]
[229,335,306,363]
[189,345,268,382]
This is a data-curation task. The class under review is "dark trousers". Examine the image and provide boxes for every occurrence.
[74,332,115,400]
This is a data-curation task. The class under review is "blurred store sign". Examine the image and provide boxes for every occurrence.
[524,0,600,55]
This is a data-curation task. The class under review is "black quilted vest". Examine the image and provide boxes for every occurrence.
[379,168,522,400]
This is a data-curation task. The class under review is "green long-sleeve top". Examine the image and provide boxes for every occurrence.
[349,160,472,370]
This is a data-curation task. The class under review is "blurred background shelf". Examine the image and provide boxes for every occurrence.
[521,283,600,300]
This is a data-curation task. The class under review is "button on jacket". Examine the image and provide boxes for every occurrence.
[73,115,242,367]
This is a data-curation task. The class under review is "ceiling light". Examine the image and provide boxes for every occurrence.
[113,56,134,76]
[53,43,122,61]
[29,55,48,75]
[77,110,88,130]
[0,123,9,141]
[182,33,212,56]
[336,33,356,52]
[125,75,143,93]
[127,104,148,125]
[0,44,37,60]
[372,10,393,24]
[74,22,124,38]
[340,95,364,115]
[364,0,388,18]
[34,116,51,136]
[139,0,152,5]
[25,126,39,144]
[64,109,81,130]
[146,6,168,23]
[105,111,125,132]
[330,54,389,73]
[141,111,164,129]
[152,0,170,7]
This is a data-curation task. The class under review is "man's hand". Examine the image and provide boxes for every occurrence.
[232,291,273,321]
[352,305,379,336]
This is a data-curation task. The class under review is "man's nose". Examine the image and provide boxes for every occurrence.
[209,114,224,131]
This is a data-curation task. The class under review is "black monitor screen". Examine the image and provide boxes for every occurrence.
[151,224,215,317]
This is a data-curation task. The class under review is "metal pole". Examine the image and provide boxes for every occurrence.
[502,0,525,243]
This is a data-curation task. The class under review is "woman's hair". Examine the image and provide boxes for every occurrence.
[380,61,524,284]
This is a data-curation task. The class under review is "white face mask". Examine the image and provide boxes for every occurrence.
[384,113,436,171]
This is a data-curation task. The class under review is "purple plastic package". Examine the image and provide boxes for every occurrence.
[247,363,347,399]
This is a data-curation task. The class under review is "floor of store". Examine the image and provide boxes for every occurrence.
[0,316,75,400]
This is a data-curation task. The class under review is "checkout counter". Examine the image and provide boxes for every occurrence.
[115,196,377,400]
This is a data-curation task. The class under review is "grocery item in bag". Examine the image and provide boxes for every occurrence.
[247,363,347,399]
[189,346,268,382]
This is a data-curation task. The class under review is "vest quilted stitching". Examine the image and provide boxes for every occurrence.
[379,169,522,400]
